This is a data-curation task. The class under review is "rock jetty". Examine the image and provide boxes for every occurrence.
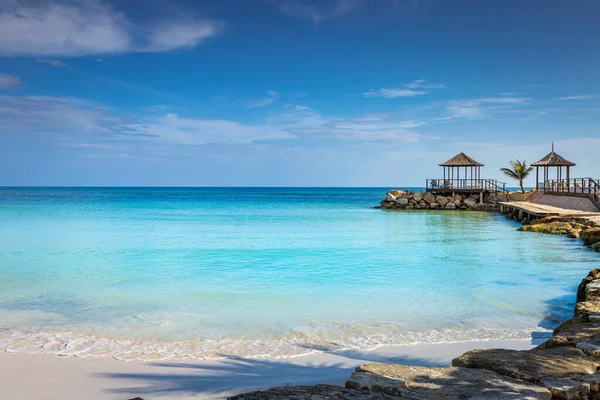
[230,268,600,400]
[376,189,502,211]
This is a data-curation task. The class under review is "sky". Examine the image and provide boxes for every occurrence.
[0,0,599,187]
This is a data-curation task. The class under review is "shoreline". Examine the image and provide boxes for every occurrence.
[0,338,536,400]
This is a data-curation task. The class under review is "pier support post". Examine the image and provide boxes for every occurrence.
[479,192,483,204]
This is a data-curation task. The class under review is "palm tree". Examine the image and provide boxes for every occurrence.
[500,160,534,194]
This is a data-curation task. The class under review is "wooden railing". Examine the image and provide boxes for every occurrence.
[426,179,507,193]
[543,178,600,209]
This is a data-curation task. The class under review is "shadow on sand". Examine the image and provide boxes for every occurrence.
[97,289,579,399]
[97,351,444,398]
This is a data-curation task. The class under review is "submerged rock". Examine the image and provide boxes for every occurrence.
[349,364,551,399]
[227,385,395,400]
[518,222,573,235]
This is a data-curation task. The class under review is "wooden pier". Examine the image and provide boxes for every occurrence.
[498,201,600,220]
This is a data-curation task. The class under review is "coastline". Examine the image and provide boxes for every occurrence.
[0,339,536,400]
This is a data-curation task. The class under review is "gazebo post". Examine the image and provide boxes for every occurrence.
[536,166,539,190]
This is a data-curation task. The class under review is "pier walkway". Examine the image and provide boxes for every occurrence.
[498,201,600,220]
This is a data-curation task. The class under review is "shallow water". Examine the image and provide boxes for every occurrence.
[0,187,597,360]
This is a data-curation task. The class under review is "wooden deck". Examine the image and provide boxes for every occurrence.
[498,201,600,219]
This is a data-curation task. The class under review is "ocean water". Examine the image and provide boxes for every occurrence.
[0,187,597,360]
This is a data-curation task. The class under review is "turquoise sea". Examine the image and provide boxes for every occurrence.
[0,187,597,360]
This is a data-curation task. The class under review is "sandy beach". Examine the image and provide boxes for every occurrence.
[0,339,536,400]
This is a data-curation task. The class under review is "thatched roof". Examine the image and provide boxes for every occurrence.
[532,151,576,167]
[439,152,484,167]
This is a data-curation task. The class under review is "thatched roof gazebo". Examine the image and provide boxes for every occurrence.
[532,144,576,190]
[439,152,484,183]
[426,152,505,195]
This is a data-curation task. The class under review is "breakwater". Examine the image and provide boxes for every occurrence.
[376,189,503,211]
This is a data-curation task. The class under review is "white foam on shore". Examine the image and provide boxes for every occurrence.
[0,324,544,361]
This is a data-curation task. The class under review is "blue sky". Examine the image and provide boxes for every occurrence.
[0,0,599,186]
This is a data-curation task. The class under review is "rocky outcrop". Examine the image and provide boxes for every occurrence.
[377,189,497,211]
[518,222,575,235]
[347,364,551,399]
[228,385,395,399]
[581,228,600,246]
[344,269,600,400]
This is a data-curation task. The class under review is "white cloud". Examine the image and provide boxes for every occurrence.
[245,91,279,108]
[0,94,293,146]
[365,79,445,98]
[364,88,427,98]
[0,95,119,133]
[554,94,598,100]
[36,58,69,68]
[0,0,223,56]
[405,79,446,89]
[268,104,421,142]
[0,74,23,89]
[270,0,362,24]
[123,113,295,145]
[445,97,530,120]
[141,21,224,52]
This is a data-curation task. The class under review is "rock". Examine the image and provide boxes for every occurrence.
[396,198,409,207]
[436,196,449,207]
[593,243,600,253]
[353,363,551,399]
[582,228,600,246]
[452,347,600,383]
[586,282,600,302]
[413,190,424,202]
[577,342,600,358]
[429,203,440,210]
[419,200,427,208]
[423,192,435,204]
[518,222,574,235]
[546,320,600,348]
[539,377,590,399]
[445,203,456,210]
[575,302,600,321]
[385,192,397,202]
[568,229,583,239]
[454,200,462,207]
[578,269,600,302]
[345,372,421,399]
[227,385,394,400]
[464,198,477,208]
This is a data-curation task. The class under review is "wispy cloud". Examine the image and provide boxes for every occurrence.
[0,94,293,146]
[0,74,23,89]
[268,104,421,142]
[269,0,362,24]
[444,97,530,120]
[36,58,69,68]
[405,79,446,90]
[364,88,427,98]
[554,94,598,100]
[364,79,445,98]
[0,1,223,57]
[245,91,279,108]
[500,92,524,96]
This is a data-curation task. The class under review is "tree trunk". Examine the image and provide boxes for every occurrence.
[520,179,525,194]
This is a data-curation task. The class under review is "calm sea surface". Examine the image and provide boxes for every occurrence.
[0,187,597,360]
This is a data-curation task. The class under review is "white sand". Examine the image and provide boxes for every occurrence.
[0,339,536,400]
